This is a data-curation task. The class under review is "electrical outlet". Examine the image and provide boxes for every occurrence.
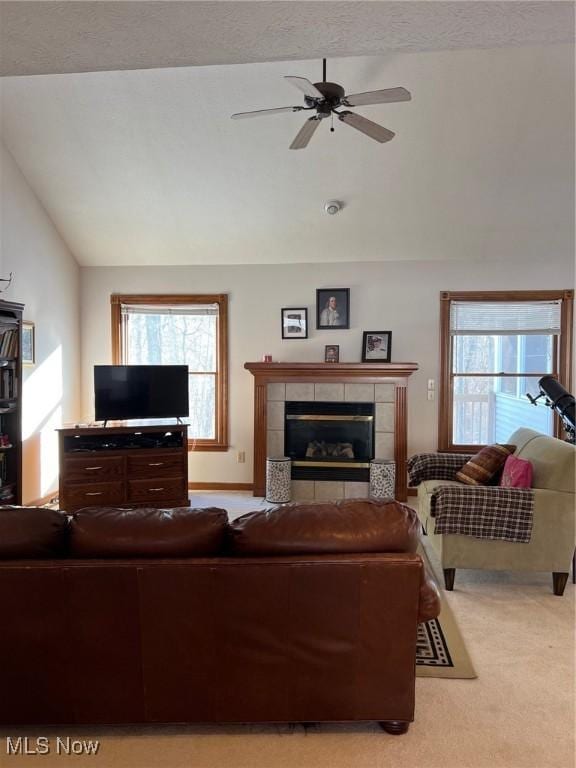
[237,451,246,464]
[427,390,435,401]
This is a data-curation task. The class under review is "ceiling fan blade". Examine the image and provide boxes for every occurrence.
[284,76,324,100]
[231,106,303,119]
[343,87,411,107]
[289,117,321,150]
[338,111,395,143]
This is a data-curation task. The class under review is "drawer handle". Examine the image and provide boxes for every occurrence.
[148,462,165,466]
[84,466,103,471]
[148,487,165,492]
[85,492,103,496]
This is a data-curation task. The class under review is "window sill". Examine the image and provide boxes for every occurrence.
[188,441,229,452]
[439,444,484,453]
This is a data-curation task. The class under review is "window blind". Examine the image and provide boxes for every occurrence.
[121,304,219,317]
[450,301,561,335]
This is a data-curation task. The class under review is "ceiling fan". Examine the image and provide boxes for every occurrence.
[231,59,411,150]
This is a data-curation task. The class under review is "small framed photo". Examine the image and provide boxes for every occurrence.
[362,331,392,363]
[324,344,340,363]
[281,308,308,339]
[316,288,350,329]
[22,322,35,365]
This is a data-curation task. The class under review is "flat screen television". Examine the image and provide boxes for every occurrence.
[94,365,189,421]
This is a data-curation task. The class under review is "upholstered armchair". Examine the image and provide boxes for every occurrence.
[408,428,575,596]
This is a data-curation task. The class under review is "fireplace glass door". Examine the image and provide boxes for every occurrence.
[285,401,374,481]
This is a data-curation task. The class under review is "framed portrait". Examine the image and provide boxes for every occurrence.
[324,344,340,363]
[316,288,350,330]
[281,308,308,339]
[362,331,392,363]
[22,322,35,365]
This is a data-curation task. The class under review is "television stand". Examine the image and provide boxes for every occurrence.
[57,423,189,512]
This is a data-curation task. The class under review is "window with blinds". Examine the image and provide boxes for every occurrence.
[111,295,228,450]
[439,292,573,450]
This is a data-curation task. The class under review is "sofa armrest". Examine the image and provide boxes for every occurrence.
[418,565,441,624]
[429,484,534,514]
[408,453,474,486]
[430,485,534,543]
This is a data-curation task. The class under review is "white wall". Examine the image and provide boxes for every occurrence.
[80,257,574,485]
[0,143,81,503]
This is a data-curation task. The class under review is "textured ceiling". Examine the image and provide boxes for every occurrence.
[1,1,574,76]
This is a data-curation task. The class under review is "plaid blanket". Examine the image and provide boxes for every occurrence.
[407,453,474,486]
[430,486,534,543]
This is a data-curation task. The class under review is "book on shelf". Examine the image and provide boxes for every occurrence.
[0,302,22,506]
[0,328,18,358]
[0,368,16,400]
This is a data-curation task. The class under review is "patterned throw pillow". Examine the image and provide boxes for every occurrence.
[455,444,516,486]
[499,454,533,488]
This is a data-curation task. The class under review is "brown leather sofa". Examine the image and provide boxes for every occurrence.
[0,499,440,733]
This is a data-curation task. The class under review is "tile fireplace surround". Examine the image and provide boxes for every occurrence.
[244,363,418,501]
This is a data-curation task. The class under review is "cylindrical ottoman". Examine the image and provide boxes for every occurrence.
[370,459,396,500]
[266,457,292,503]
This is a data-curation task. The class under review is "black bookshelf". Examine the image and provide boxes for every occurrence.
[0,300,23,505]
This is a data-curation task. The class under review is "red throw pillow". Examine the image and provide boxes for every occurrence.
[455,444,516,486]
[499,455,533,489]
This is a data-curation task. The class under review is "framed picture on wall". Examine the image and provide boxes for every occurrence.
[22,322,35,365]
[324,345,340,363]
[361,331,392,363]
[281,308,308,339]
[316,289,350,329]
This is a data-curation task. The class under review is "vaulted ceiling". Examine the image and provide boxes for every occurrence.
[1,2,574,267]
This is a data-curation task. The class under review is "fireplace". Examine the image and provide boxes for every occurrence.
[244,362,418,500]
[285,401,374,481]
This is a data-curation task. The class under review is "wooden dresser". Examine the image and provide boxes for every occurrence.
[57,423,189,512]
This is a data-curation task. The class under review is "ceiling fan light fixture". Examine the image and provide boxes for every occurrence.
[324,200,342,215]
[232,59,411,150]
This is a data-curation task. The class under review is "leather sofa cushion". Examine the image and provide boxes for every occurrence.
[69,506,228,557]
[229,499,420,556]
[0,506,69,558]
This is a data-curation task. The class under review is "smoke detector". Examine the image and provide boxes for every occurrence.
[324,200,342,215]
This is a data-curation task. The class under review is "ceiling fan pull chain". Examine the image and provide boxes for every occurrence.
[330,113,335,133]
